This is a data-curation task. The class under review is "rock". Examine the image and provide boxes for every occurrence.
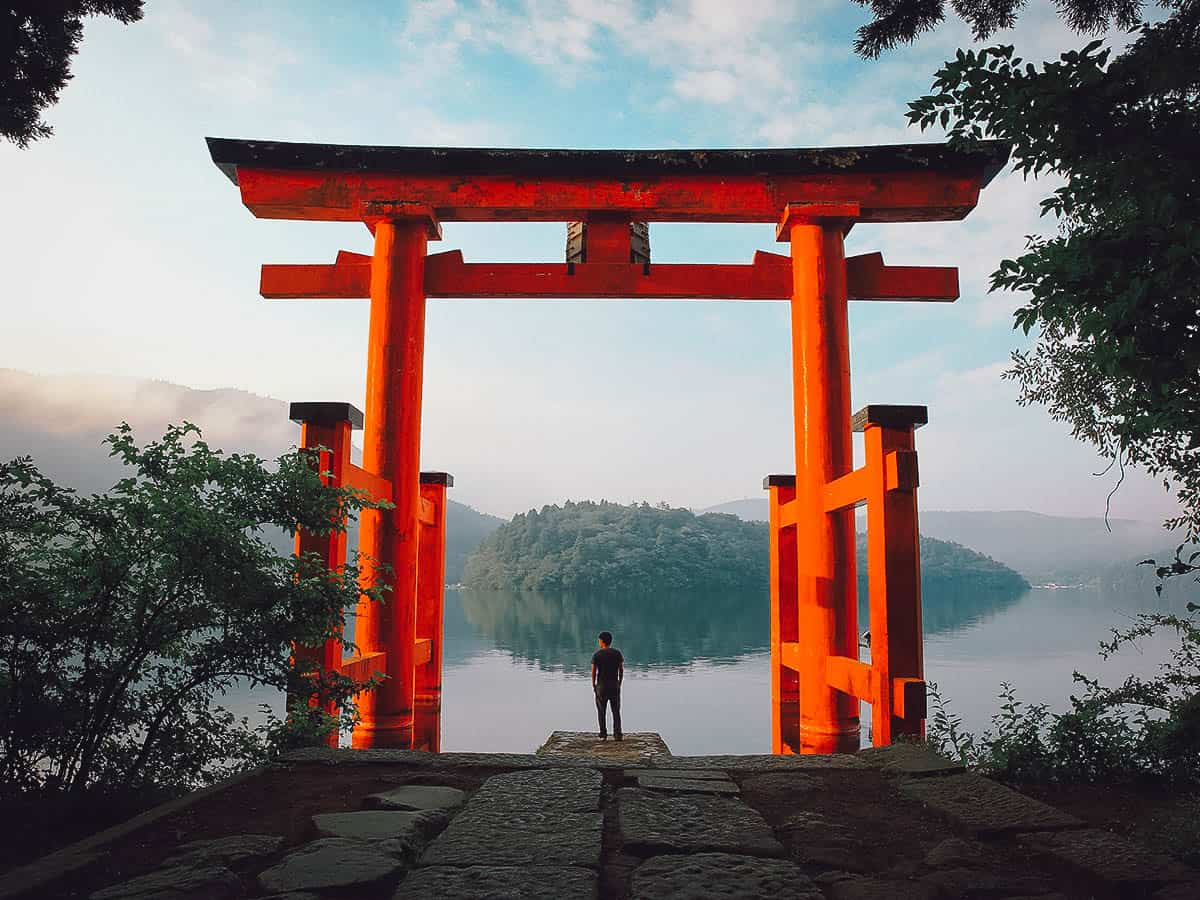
[823,874,941,900]
[162,833,284,868]
[312,809,447,842]
[898,773,1082,834]
[257,838,408,893]
[636,775,740,795]
[616,787,784,857]
[918,866,1055,898]
[89,864,240,900]
[419,768,604,868]
[1020,829,1196,890]
[623,768,731,781]
[740,772,821,795]
[469,767,602,812]
[260,894,319,900]
[923,837,983,869]
[857,744,964,776]
[420,808,602,868]
[536,731,672,761]
[392,865,598,899]
[630,852,823,899]
[797,840,876,873]
[364,784,466,811]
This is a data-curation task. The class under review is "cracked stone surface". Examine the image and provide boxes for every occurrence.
[630,852,822,899]
[311,809,447,842]
[364,784,465,812]
[89,864,241,900]
[161,833,283,868]
[419,768,604,868]
[1021,829,1196,888]
[856,744,964,776]
[393,865,599,899]
[616,787,784,857]
[257,838,409,893]
[922,837,984,869]
[623,768,731,781]
[918,866,1056,898]
[636,774,740,794]
[899,773,1083,834]
[536,731,672,762]
[822,874,941,900]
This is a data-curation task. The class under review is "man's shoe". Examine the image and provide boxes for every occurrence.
[614,734,623,742]
[599,734,607,741]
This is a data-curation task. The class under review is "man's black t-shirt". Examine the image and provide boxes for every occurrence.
[592,647,623,690]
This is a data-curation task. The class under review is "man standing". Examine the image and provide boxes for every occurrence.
[591,631,623,741]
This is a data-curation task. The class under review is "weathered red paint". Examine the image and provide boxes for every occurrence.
[352,219,429,749]
[260,250,958,303]
[233,167,986,223]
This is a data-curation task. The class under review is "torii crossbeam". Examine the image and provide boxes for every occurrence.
[208,138,1008,753]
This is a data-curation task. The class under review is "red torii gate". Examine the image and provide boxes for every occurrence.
[208,138,1007,754]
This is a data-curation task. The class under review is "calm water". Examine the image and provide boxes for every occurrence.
[233,583,1194,755]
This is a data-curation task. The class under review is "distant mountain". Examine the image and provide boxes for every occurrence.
[700,497,1187,591]
[0,369,503,583]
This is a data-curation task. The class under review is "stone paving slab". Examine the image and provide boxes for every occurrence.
[536,731,673,762]
[88,863,241,900]
[856,743,964,776]
[468,767,602,812]
[419,768,604,868]
[393,864,598,899]
[1020,828,1197,889]
[630,852,823,899]
[364,784,465,812]
[161,833,284,868]
[624,768,731,781]
[312,810,445,842]
[616,787,784,857]
[898,773,1084,834]
[820,873,941,900]
[636,774,740,795]
[257,838,410,893]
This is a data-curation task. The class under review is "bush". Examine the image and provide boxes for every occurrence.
[0,424,386,801]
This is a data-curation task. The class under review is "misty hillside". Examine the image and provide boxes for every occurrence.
[702,497,1184,588]
[0,369,503,582]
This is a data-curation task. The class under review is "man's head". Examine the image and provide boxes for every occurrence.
[598,631,613,648]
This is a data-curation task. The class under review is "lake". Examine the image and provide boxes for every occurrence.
[233,581,1194,755]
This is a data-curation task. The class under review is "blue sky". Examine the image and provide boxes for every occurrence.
[0,0,1182,522]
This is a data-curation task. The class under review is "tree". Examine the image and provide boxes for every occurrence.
[849,1,1171,58]
[1,1,144,147]
[876,5,1200,545]
[0,423,386,801]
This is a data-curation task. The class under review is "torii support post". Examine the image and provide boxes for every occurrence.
[287,402,361,746]
[765,475,800,754]
[353,210,440,749]
[416,472,454,709]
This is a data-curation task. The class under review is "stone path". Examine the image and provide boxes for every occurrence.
[35,737,1198,900]
[537,730,672,763]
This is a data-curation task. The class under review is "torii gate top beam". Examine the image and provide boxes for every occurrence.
[206,138,1009,224]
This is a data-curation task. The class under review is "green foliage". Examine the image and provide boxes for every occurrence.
[1,1,145,147]
[927,604,1200,783]
[850,0,1170,58]
[906,8,1200,539]
[0,424,386,800]
[465,500,1027,597]
[465,501,767,594]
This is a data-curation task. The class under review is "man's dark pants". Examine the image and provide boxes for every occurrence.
[595,683,622,738]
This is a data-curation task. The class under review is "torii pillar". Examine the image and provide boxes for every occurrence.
[353,209,441,748]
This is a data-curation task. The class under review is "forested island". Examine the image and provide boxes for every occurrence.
[463,500,1029,595]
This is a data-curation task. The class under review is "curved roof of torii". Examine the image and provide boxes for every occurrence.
[206,137,1010,224]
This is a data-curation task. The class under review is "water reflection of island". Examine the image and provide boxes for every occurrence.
[456,582,1030,673]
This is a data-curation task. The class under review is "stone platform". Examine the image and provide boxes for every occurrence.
[4,738,1196,900]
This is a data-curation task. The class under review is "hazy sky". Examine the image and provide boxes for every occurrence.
[0,0,1183,523]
